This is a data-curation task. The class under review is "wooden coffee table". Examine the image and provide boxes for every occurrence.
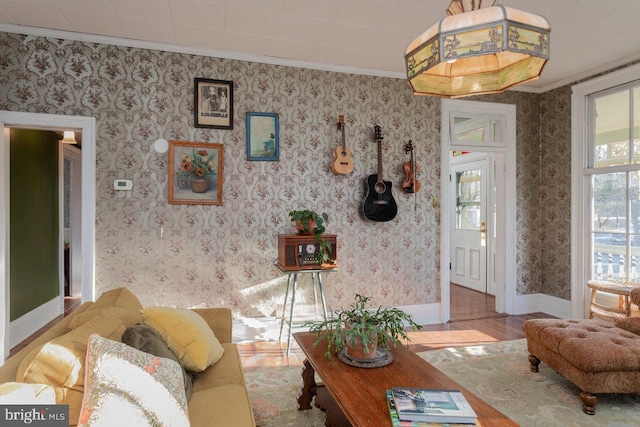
[294,332,518,427]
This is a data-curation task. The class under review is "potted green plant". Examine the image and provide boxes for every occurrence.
[288,210,334,265]
[306,294,422,361]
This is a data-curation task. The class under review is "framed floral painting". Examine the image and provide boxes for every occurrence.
[194,78,233,129]
[168,141,223,205]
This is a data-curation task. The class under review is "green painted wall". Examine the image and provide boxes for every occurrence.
[10,129,60,321]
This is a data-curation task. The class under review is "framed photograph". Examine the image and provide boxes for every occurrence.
[246,112,279,161]
[168,140,223,205]
[194,78,233,129]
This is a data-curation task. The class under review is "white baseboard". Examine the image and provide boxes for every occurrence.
[515,293,572,319]
[9,297,63,348]
[399,294,572,327]
[398,303,441,326]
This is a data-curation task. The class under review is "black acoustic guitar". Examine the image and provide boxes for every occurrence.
[362,125,398,222]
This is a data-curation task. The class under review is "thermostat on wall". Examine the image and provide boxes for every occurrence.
[114,179,132,191]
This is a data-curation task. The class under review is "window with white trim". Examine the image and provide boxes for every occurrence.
[589,82,640,281]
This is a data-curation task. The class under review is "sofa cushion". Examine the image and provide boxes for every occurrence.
[68,307,143,331]
[188,385,255,427]
[192,343,244,393]
[16,316,126,425]
[0,382,55,404]
[141,307,224,372]
[91,287,143,312]
[121,324,195,399]
[78,334,189,427]
[16,316,126,389]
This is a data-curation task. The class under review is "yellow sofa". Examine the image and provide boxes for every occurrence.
[0,288,256,427]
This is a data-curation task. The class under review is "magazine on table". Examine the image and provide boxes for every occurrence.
[390,387,477,424]
[386,390,479,427]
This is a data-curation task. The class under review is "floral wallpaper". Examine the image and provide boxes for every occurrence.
[0,31,569,317]
[539,87,572,299]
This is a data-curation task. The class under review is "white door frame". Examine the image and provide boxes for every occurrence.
[63,144,83,297]
[0,111,96,362]
[440,99,517,322]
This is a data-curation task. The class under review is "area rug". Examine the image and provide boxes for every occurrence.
[244,366,326,426]
[418,339,640,427]
[244,339,640,426]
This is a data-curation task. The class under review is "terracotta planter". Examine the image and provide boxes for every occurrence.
[295,218,315,235]
[345,331,378,360]
[190,177,210,193]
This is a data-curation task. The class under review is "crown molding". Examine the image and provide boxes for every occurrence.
[0,23,405,80]
[4,23,636,95]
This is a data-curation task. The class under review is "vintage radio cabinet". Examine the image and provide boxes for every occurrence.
[277,234,337,271]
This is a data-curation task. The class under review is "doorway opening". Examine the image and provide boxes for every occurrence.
[0,111,95,361]
[440,99,517,323]
[449,152,499,320]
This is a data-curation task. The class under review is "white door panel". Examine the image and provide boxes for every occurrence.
[453,246,465,276]
[450,158,489,294]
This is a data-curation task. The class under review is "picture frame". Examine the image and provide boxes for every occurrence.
[168,140,223,205]
[246,112,279,161]
[194,78,233,129]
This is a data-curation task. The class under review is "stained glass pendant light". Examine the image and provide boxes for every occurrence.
[405,0,550,98]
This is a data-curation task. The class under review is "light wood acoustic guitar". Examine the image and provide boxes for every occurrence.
[331,115,354,175]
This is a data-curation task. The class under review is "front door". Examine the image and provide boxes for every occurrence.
[450,157,489,294]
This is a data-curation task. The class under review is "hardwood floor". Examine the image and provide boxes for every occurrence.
[10,289,554,369]
[450,283,499,321]
[237,284,553,370]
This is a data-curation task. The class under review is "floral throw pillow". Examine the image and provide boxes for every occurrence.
[78,334,190,427]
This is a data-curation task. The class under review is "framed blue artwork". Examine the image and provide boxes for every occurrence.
[246,112,279,161]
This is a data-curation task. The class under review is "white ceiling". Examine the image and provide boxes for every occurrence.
[1,0,640,93]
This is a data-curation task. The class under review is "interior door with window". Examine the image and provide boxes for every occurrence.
[450,157,489,293]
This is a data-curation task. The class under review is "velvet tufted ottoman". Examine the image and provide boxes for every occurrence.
[523,318,640,414]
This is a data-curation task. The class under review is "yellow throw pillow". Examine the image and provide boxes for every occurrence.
[17,316,126,388]
[141,307,224,372]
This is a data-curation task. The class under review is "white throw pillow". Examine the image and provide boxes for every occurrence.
[78,334,190,427]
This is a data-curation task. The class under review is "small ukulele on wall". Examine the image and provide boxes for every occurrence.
[331,115,354,175]
[362,125,398,222]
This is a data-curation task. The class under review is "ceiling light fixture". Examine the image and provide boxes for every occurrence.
[405,0,550,98]
[61,131,77,144]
